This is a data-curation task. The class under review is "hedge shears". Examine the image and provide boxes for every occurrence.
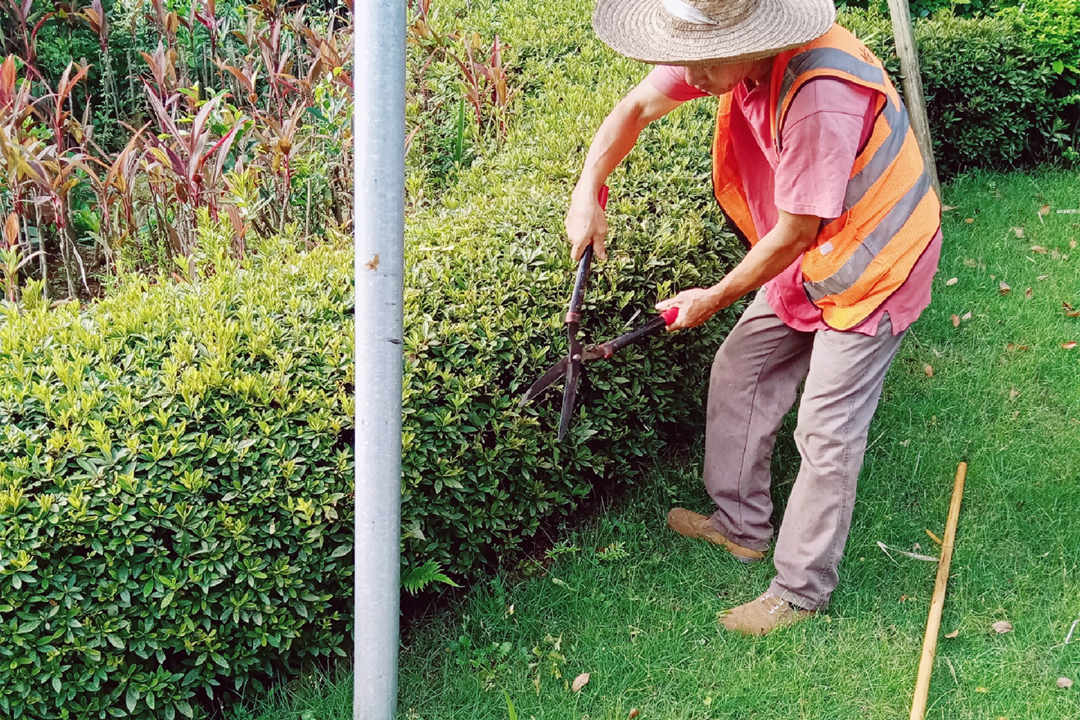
[519,185,679,440]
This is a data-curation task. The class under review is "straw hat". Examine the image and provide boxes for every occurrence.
[592,0,836,65]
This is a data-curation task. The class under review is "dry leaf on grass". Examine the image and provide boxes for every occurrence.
[1038,204,1051,221]
[965,217,975,224]
[1064,302,1080,318]
[1025,287,1033,299]
[976,686,989,693]
[925,528,943,546]
[924,364,934,377]
[945,629,960,639]
[1059,677,1074,689]
[628,710,640,719]
[946,276,959,286]
[1030,245,1047,254]
[941,204,957,212]
[1063,342,1078,350]
[992,620,1013,634]
[1012,226,1025,238]
[962,311,972,321]
[1072,240,1078,249]
[951,314,960,328]
[571,672,590,693]
[963,258,977,267]
[1009,388,1021,401]
[999,281,1011,295]
[1037,274,1050,281]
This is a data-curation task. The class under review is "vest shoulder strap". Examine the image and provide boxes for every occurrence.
[769,25,901,150]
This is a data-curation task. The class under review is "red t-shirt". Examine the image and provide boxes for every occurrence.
[647,64,941,335]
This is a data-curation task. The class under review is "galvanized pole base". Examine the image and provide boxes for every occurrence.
[354,0,405,718]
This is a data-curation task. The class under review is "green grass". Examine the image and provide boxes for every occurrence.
[224,664,351,720]
[236,167,1080,719]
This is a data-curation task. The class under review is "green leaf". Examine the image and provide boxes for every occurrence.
[503,690,518,720]
[401,561,460,594]
[125,686,138,713]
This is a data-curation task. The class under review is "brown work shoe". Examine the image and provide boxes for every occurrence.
[719,592,813,636]
[666,508,765,563]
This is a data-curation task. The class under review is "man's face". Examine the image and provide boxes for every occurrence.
[682,58,764,96]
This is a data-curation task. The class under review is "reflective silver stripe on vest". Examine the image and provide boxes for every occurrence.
[804,172,931,301]
[843,100,910,212]
[775,47,886,137]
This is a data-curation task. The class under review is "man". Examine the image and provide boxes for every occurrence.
[565,0,942,635]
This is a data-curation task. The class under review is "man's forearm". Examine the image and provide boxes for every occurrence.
[573,101,648,199]
[709,213,820,310]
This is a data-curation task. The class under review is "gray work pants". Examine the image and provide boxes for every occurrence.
[704,290,905,610]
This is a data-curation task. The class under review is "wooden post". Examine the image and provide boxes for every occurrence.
[909,462,968,720]
[886,0,941,198]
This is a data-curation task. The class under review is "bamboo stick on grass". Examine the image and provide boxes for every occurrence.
[909,461,968,720]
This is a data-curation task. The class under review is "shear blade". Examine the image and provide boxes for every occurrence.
[556,359,581,441]
[519,357,569,406]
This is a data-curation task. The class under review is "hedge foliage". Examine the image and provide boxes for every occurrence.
[840,2,1080,177]
[0,220,353,719]
[401,0,747,584]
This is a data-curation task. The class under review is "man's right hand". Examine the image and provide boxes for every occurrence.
[565,187,608,262]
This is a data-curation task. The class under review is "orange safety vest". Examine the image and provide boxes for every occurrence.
[711,24,941,331]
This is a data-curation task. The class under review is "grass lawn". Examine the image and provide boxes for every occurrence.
[235,167,1080,719]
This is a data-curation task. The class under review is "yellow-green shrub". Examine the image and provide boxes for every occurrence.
[0,223,353,719]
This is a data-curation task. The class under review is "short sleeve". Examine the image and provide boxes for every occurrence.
[774,78,877,219]
[646,65,708,102]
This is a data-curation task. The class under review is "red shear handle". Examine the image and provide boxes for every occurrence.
[601,308,681,357]
[598,184,609,211]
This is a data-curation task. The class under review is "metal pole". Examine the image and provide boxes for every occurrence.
[354,0,404,717]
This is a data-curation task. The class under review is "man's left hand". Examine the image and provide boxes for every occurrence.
[655,287,723,331]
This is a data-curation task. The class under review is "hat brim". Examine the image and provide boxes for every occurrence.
[593,0,836,66]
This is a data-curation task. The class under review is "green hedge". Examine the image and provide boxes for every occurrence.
[837,0,1022,19]
[400,0,750,586]
[840,2,1079,177]
[0,222,353,719]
